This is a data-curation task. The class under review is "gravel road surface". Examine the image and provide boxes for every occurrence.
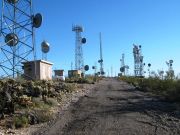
[34,78,180,135]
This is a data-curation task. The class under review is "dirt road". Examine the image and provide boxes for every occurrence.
[34,78,180,135]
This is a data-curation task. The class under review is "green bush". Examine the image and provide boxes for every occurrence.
[13,115,29,128]
[119,76,180,102]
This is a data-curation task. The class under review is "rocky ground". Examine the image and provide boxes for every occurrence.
[0,83,96,135]
[33,78,180,135]
[1,78,180,135]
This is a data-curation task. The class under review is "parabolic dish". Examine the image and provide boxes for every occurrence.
[98,59,103,63]
[7,0,19,4]
[101,71,105,75]
[33,13,43,28]
[169,60,173,64]
[120,67,125,72]
[5,33,19,46]
[84,65,89,71]
[92,66,96,69]
[81,38,86,44]
[41,41,50,53]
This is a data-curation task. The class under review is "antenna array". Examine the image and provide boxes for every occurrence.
[133,44,144,77]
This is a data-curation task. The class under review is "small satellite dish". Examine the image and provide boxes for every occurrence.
[169,60,173,64]
[5,33,19,46]
[81,38,86,44]
[7,0,19,4]
[101,71,105,75]
[41,41,50,53]
[92,66,96,69]
[84,65,89,71]
[98,59,103,63]
[33,13,43,28]
[120,67,125,72]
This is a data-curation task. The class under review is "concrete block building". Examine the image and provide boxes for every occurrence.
[22,60,53,80]
[68,70,82,78]
[54,70,64,77]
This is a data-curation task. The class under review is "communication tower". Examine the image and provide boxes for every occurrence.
[120,54,125,75]
[0,0,42,78]
[98,33,105,75]
[120,54,129,76]
[72,25,86,71]
[133,44,144,77]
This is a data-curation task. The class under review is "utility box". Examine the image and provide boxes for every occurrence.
[22,60,53,80]
[68,70,82,78]
[54,70,64,76]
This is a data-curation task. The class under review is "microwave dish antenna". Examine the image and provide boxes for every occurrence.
[33,13,43,28]
[41,41,50,60]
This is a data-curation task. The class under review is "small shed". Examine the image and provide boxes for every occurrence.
[22,60,53,80]
[68,70,82,78]
[54,70,64,77]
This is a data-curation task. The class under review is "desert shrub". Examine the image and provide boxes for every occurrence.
[13,115,29,128]
[45,98,58,106]
[77,78,94,84]
[63,83,76,93]
[65,76,97,84]
[34,109,52,123]
[32,86,42,97]
[120,76,180,102]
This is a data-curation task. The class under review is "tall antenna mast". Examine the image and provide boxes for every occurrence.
[98,32,104,76]
[120,53,129,76]
[120,53,125,75]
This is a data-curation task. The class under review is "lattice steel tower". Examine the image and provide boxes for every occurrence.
[133,44,144,77]
[72,25,86,71]
[0,0,42,78]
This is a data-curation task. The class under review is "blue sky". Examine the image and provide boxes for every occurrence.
[33,0,180,76]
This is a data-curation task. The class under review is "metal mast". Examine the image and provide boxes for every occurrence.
[120,53,125,75]
[72,25,85,71]
[133,44,144,77]
[0,0,41,78]
[98,32,104,75]
[120,53,129,76]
